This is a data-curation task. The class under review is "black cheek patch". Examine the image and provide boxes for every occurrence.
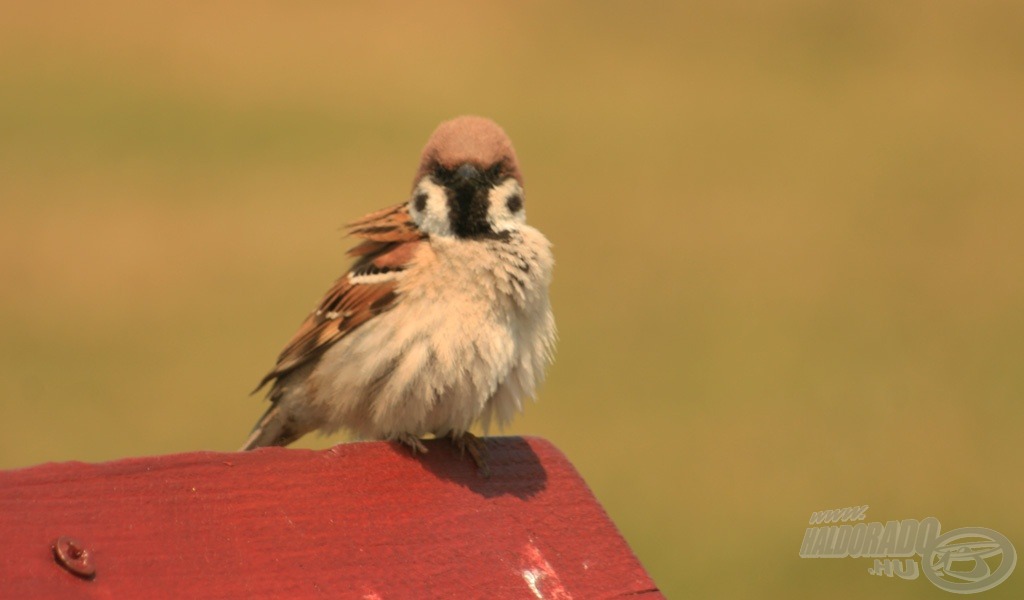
[414,192,428,212]
[506,194,523,213]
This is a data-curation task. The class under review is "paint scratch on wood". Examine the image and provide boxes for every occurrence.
[521,540,572,599]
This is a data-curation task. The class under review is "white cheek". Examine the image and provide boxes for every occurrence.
[487,179,526,233]
[409,178,452,237]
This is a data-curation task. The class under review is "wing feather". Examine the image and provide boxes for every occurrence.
[253,203,424,392]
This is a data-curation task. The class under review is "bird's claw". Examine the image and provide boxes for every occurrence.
[396,433,428,454]
[448,431,490,477]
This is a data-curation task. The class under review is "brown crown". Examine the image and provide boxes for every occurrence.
[414,116,522,188]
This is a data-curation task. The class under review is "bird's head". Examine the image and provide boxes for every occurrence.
[409,116,525,240]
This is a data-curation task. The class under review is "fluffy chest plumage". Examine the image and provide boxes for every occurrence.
[307,227,555,439]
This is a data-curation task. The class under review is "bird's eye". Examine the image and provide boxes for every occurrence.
[413,192,428,212]
[506,194,523,213]
[431,166,455,185]
[485,162,505,181]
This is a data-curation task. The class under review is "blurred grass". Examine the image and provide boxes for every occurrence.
[2,1,1023,597]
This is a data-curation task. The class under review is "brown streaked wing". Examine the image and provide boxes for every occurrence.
[254,204,423,392]
[346,202,422,244]
[251,276,395,392]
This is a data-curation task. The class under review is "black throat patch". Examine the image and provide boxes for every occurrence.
[431,162,511,240]
[446,184,493,239]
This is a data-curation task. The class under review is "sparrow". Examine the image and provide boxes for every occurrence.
[241,115,556,474]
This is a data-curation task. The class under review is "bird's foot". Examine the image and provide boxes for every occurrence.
[448,431,490,478]
[395,433,428,454]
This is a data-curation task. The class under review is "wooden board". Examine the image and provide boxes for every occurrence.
[0,437,662,599]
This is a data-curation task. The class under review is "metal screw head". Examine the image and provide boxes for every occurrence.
[52,536,96,580]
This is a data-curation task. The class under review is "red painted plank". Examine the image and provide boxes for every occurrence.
[0,437,662,599]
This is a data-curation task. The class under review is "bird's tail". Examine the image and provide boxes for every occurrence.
[240,403,302,451]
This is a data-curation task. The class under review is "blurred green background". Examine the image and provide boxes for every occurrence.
[2,1,1022,597]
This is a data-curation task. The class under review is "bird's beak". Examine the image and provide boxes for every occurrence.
[452,163,483,189]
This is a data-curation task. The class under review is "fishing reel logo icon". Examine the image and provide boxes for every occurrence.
[923,527,1016,594]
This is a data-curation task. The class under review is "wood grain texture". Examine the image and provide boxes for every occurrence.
[0,437,662,599]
